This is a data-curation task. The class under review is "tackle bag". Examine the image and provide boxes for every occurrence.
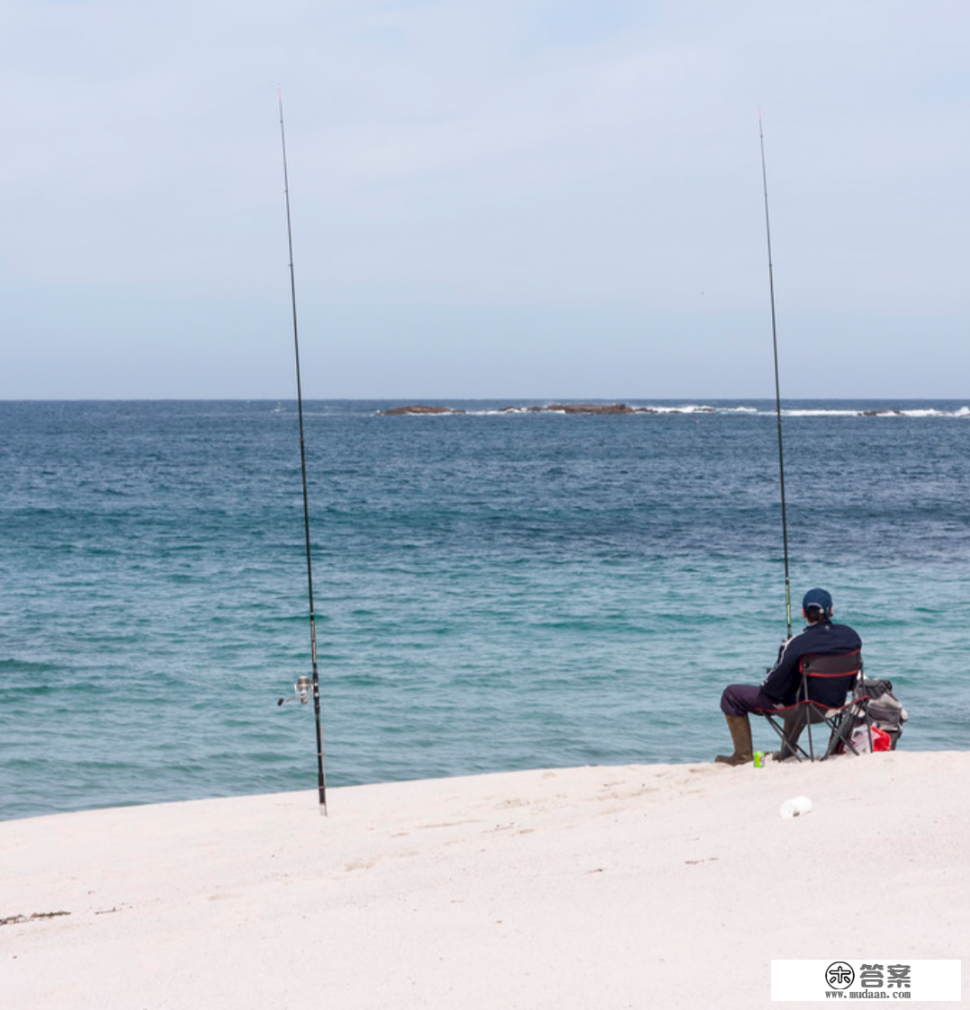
[842,677,908,753]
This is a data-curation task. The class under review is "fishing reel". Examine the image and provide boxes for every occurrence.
[278,675,313,707]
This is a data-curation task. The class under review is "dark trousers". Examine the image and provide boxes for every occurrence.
[720,683,783,718]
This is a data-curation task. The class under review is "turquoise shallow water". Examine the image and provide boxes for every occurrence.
[1,399,968,819]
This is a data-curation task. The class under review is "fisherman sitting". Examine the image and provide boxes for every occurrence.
[715,588,863,765]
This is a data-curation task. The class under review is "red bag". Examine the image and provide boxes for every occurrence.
[871,726,892,752]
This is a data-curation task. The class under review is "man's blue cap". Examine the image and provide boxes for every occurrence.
[803,588,833,616]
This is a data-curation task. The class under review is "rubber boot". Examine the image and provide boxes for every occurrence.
[715,715,754,766]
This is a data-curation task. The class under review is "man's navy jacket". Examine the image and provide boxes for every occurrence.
[761,619,863,707]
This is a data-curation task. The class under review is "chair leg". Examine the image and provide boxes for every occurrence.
[824,707,868,760]
[777,716,804,761]
[822,715,850,759]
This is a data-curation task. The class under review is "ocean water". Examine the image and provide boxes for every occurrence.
[1,399,968,820]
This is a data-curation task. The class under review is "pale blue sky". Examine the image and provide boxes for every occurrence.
[2,1,967,399]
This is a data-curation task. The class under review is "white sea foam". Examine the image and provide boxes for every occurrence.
[784,407,970,419]
[379,403,970,419]
[644,404,717,414]
[783,409,862,417]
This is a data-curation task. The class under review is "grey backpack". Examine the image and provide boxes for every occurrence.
[857,677,908,748]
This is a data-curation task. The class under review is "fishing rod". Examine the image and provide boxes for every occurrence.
[758,109,793,639]
[276,87,328,814]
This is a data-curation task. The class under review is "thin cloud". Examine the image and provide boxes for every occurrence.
[1,0,968,397]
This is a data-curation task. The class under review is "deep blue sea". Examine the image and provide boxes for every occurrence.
[2,399,968,820]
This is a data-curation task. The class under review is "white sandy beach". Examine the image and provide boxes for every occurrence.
[3,751,967,1009]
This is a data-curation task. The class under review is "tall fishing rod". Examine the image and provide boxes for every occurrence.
[277,87,328,814]
[758,109,792,639]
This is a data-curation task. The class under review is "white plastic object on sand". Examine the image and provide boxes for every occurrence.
[779,795,812,819]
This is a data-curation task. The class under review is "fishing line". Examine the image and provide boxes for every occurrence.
[758,109,793,638]
[277,87,328,814]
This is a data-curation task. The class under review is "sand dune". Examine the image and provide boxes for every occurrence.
[3,751,967,1008]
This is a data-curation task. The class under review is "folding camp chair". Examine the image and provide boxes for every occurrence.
[758,651,872,762]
